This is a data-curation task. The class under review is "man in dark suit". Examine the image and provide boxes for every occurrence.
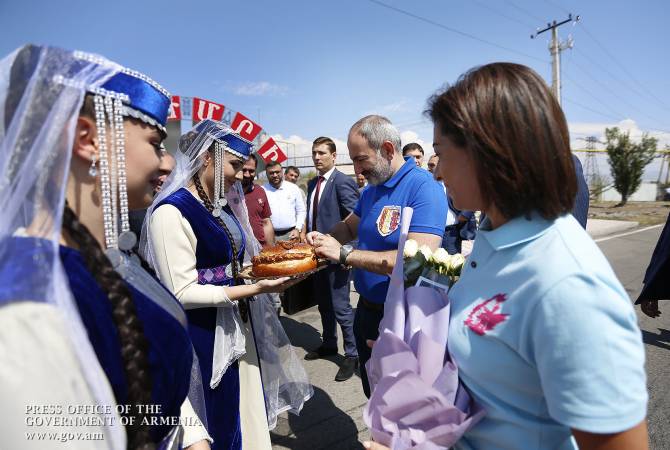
[443,196,477,254]
[572,154,589,229]
[304,136,360,381]
[636,213,670,317]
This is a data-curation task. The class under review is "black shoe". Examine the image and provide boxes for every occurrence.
[335,356,358,382]
[304,346,338,361]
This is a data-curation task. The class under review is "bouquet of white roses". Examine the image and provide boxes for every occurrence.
[402,239,465,291]
[364,210,484,449]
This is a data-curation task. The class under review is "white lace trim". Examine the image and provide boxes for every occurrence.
[122,105,167,134]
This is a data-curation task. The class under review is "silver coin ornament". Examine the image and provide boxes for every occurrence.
[105,248,124,269]
[225,264,233,278]
[212,207,222,218]
[118,230,137,252]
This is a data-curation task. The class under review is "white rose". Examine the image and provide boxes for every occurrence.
[431,247,451,267]
[403,239,419,259]
[419,245,433,261]
[449,253,466,272]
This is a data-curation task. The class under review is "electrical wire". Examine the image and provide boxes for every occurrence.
[504,0,547,24]
[471,0,536,30]
[364,0,546,63]
[564,52,670,128]
[576,21,670,113]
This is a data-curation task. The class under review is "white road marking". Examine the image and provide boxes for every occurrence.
[594,224,664,243]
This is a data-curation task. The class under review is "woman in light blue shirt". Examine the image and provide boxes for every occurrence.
[419,63,647,450]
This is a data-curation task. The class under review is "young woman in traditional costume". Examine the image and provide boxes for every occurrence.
[0,44,209,449]
[142,119,313,450]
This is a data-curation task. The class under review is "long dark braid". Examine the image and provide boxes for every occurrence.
[62,205,155,450]
[191,174,241,280]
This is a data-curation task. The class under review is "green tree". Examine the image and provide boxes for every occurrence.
[605,127,657,206]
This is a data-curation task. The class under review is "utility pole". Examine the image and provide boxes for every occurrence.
[532,14,579,106]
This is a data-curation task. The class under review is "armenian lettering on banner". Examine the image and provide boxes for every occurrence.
[192,97,225,123]
[168,95,284,163]
[257,137,288,164]
[168,96,181,121]
[231,112,262,141]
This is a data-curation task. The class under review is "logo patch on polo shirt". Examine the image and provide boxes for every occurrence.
[464,293,509,335]
[376,205,401,236]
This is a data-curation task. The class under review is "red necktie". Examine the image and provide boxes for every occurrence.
[311,176,324,231]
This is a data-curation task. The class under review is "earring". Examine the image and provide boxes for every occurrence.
[88,153,98,177]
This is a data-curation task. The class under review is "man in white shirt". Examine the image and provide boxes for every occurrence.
[284,165,308,202]
[263,161,307,241]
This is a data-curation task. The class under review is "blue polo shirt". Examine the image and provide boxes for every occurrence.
[353,158,447,303]
[449,213,647,450]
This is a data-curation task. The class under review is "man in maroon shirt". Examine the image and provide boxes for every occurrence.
[242,154,275,246]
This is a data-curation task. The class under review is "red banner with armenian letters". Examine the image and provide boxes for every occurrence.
[257,137,288,163]
[192,97,225,122]
[165,96,287,164]
[168,96,181,120]
[231,112,262,142]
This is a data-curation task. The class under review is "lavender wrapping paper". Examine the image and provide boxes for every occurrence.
[363,208,485,450]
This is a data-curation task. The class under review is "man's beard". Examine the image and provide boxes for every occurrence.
[242,177,253,189]
[366,155,393,186]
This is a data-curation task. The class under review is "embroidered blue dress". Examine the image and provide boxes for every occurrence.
[0,236,193,444]
[155,187,249,450]
[60,244,193,443]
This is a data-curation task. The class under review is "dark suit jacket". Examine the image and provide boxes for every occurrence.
[637,213,670,303]
[572,154,589,229]
[447,197,477,240]
[307,169,359,234]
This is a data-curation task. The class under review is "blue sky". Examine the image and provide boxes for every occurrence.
[1,0,669,179]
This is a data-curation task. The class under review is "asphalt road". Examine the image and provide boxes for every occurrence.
[272,224,670,450]
[596,225,669,450]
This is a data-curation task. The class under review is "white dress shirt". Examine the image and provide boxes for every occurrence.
[307,167,335,232]
[262,181,307,231]
[442,181,457,226]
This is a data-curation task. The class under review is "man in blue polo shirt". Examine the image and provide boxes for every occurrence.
[308,115,447,396]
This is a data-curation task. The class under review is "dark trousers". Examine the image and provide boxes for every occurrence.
[442,224,462,255]
[313,265,357,357]
[354,300,384,398]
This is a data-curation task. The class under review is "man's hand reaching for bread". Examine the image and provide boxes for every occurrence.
[308,232,341,262]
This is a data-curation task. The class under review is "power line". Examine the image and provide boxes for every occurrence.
[571,47,649,101]
[471,0,535,30]
[543,0,571,15]
[563,97,621,122]
[576,22,670,113]
[564,97,670,135]
[564,52,670,129]
[505,0,546,24]
[364,0,546,63]
[561,72,627,120]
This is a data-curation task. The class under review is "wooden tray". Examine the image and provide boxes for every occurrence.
[238,258,329,281]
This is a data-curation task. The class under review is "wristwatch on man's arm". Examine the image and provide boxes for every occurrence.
[339,244,354,266]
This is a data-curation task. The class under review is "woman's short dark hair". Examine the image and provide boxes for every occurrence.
[426,62,576,221]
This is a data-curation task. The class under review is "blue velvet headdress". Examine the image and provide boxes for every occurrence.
[214,129,254,161]
[73,51,170,135]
